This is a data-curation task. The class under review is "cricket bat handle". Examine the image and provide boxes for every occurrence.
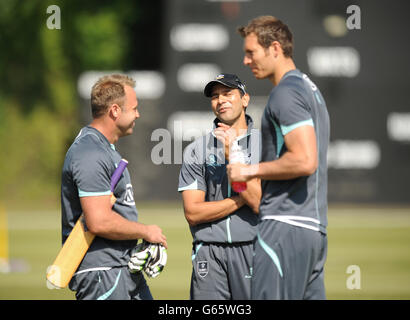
[46,159,128,288]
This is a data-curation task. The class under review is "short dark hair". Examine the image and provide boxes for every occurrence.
[238,15,294,58]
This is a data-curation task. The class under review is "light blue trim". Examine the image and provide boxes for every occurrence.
[314,92,322,104]
[226,216,232,243]
[272,119,284,158]
[110,144,116,151]
[178,180,198,192]
[78,189,112,197]
[314,117,320,222]
[191,242,203,261]
[315,165,320,221]
[226,184,232,243]
[257,233,283,277]
[280,118,314,136]
[97,269,122,300]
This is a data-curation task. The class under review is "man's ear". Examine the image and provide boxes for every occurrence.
[109,103,122,119]
[242,93,250,108]
[270,40,282,58]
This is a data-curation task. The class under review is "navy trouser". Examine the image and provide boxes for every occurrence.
[252,220,327,300]
[190,242,254,300]
[69,266,153,300]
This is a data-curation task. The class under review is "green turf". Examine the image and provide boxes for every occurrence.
[0,203,409,300]
[325,206,410,299]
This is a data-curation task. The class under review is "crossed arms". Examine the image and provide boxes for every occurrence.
[181,177,261,227]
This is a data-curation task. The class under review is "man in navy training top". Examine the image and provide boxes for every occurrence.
[61,74,167,300]
[228,16,330,300]
[178,73,261,299]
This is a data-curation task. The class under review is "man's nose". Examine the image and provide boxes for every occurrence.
[217,94,228,104]
[243,55,251,66]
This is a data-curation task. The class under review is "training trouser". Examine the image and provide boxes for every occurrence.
[252,220,327,300]
[69,266,153,300]
[190,242,254,300]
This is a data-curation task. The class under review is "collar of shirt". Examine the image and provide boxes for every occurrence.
[84,125,116,151]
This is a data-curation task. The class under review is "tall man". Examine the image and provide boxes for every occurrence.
[228,16,330,299]
[178,74,261,299]
[61,74,167,300]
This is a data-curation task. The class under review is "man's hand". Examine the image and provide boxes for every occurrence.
[239,178,261,213]
[214,123,236,143]
[143,225,167,248]
[227,163,258,182]
[214,123,236,161]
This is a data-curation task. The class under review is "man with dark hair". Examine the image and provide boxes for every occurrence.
[228,16,330,300]
[178,74,261,299]
[61,74,167,300]
[238,15,294,59]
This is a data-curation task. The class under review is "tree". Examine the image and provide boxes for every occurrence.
[0,0,146,207]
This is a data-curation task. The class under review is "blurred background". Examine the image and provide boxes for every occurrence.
[0,0,409,300]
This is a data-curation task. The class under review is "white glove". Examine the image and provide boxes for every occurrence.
[144,244,167,278]
[128,241,156,273]
[128,241,167,278]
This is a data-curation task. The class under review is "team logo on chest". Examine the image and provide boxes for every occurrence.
[124,183,135,206]
[197,261,209,278]
[206,153,224,168]
[207,154,220,167]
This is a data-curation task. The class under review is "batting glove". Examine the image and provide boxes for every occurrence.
[144,244,167,278]
[128,240,156,273]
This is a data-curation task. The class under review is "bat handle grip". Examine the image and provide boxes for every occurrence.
[110,159,128,192]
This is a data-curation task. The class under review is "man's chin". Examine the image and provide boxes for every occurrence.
[128,122,136,133]
[217,116,234,126]
[120,127,134,137]
[253,72,266,80]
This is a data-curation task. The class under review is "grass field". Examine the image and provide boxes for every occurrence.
[0,202,409,300]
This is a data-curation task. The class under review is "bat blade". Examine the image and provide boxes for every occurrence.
[46,159,128,288]
[46,216,94,288]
